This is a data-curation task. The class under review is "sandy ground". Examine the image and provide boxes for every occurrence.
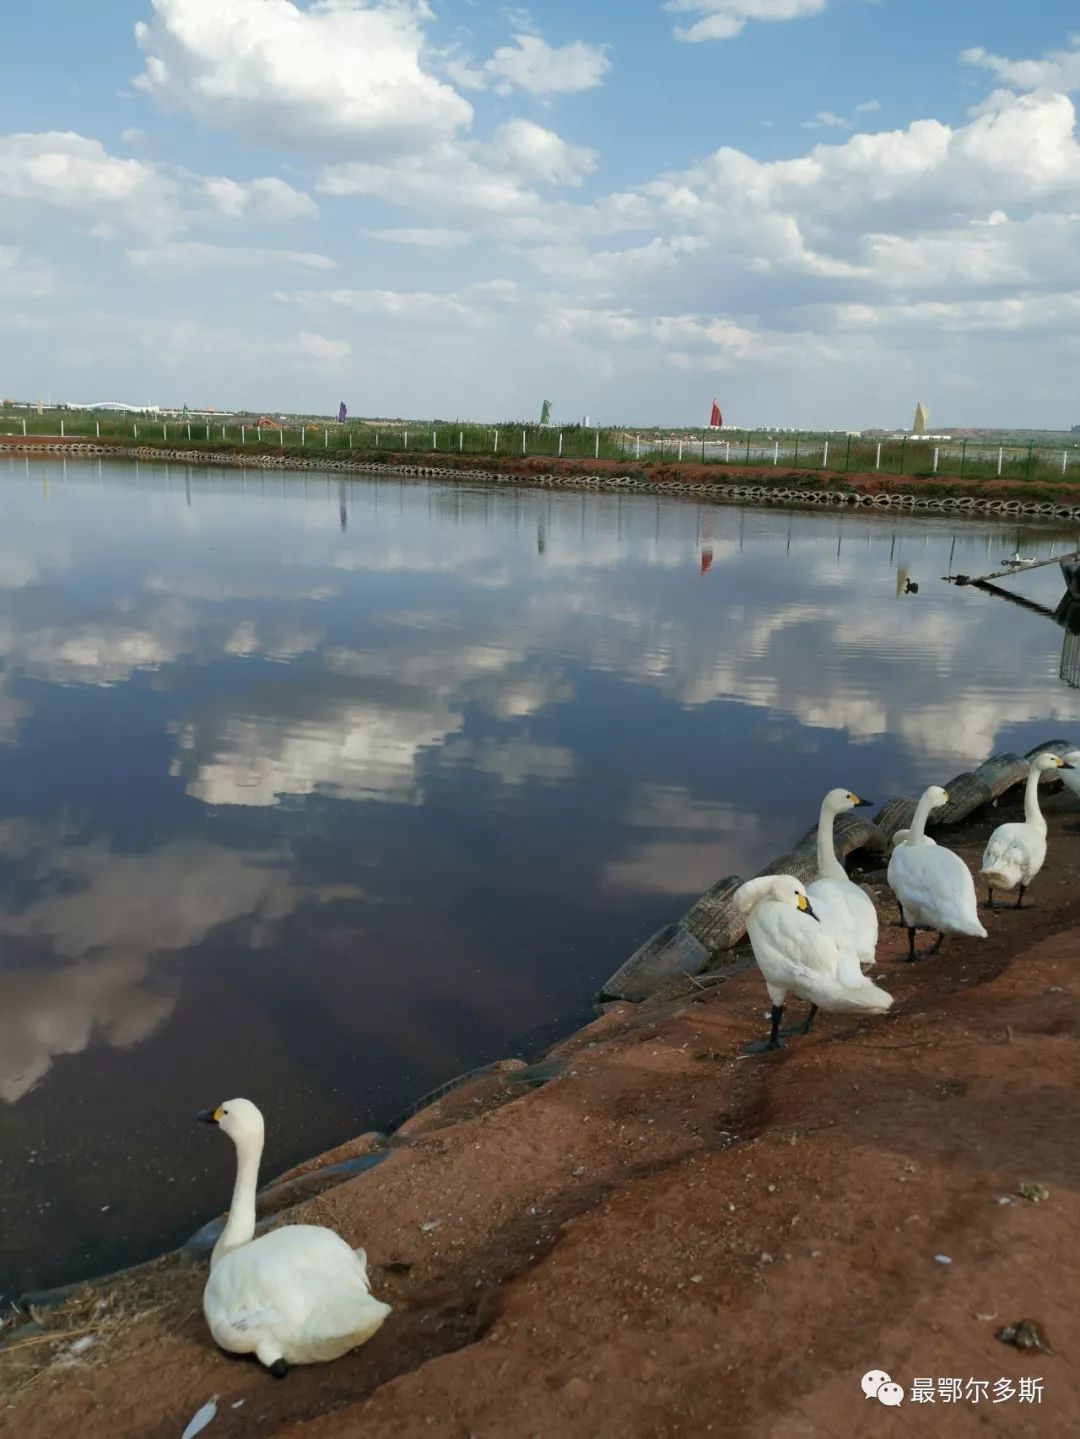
[1,792,1078,1437]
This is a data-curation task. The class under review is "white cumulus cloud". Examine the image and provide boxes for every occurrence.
[483,33,610,97]
[665,0,828,45]
[133,0,473,155]
[127,242,335,273]
[0,130,178,237]
[362,227,470,248]
[202,175,317,222]
[961,37,1080,93]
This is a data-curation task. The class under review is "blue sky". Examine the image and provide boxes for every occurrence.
[3,1,1080,427]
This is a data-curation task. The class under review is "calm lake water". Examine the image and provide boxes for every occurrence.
[1,454,1078,1297]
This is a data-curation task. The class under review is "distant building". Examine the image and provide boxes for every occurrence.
[1072,424,1080,434]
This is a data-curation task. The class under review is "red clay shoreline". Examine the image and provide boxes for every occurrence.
[1,787,1078,1436]
[6,432,1080,509]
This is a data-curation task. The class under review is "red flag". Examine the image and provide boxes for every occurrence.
[709,399,722,428]
[700,547,713,575]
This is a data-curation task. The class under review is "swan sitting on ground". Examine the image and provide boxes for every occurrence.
[888,786,987,960]
[806,788,878,971]
[981,753,1072,908]
[198,1098,390,1377]
[734,875,893,1053]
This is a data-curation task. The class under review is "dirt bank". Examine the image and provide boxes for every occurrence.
[5,433,1080,509]
[2,790,1078,1436]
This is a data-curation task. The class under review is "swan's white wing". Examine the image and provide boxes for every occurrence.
[206,1226,390,1365]
[981,823,1043,886]
[837,880,878,967]
[750,903,891,1012]
[806,879,864,986]
[890,845,985,936]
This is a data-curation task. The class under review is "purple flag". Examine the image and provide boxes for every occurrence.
[338,401,347,423]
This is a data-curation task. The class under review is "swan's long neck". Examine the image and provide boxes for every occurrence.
[1023,764,1048,830]
[908,789,937,843]
[816,799,844,880]
[214,1133,263,1265]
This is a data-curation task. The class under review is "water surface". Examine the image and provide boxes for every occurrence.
[0,455,1077,1297]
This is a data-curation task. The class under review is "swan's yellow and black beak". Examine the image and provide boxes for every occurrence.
[1058,757,1074,769]
[796,894,820,923]
[851,795,872,808]
[197,1106,224,1125]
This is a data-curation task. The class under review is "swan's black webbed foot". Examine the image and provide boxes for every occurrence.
[743,1004,786,1054]
[269,1359,288,1379]
[780,1003,818,1038]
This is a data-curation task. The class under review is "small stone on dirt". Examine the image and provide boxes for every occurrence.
[1014,1181,1050,1203]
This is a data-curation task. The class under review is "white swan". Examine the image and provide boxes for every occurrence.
[1058,749,1080,800]
[734,875,893,1053]
[980,753,1072,908]
[198,1099,390,1377]
[806,788,878,971]
[888,828,935,924]
[887,785,987,960]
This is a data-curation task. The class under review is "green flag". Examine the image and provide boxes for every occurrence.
[539,399,551,425]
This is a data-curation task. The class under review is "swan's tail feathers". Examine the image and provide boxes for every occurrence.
[980,866,1015,891]
[833,979,894,1014]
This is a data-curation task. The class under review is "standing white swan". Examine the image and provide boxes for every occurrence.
[734,875,893,1053]
[980,753,1072,908]
[888,785,987,960]
[806,788,878,971]
[198,1099,390,1377]
[1056,749,1080,800]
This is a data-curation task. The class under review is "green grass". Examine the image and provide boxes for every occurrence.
[3,409,1079,488]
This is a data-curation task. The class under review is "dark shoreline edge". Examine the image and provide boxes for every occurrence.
[4,437,1080,520]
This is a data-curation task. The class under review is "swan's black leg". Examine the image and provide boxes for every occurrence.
[895,901,904,927]
[742,1004,786,1054]
[986,887,995,910]
[781,1003,818,1038]
[269,1359,288,1379]
[905,926,919,961]
[927,931,945,955]
[1015,884,1026,910]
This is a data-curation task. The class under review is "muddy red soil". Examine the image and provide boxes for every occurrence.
[2,794,1078,1437]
